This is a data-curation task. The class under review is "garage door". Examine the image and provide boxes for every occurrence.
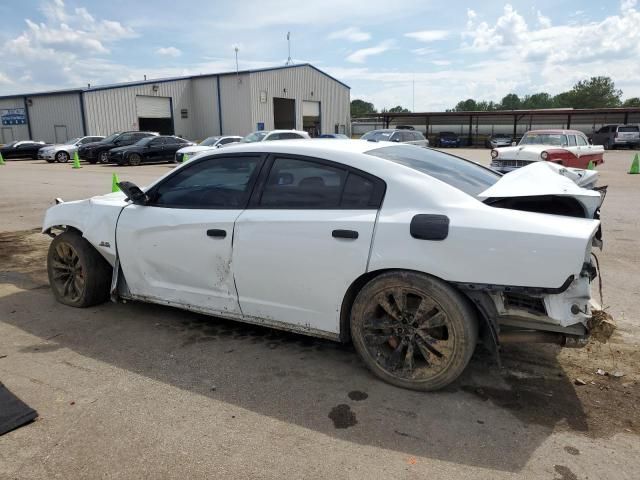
[135,96,171,118]
[302,101,320,117]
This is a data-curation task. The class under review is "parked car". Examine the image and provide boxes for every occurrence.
[108,136,194,166]
[43,140,606,391]
[361,129,429,147]
[395,125,415,130]
[490,129,604,173]
[240,130,311,143]
[1,140,50,159]
[485,133,513,149]
[38,136,105,163]
[318,133,349,139]
[78,131,158,164]
[591,124,640,150]
[436,131,461,148]
[175,135,242,163]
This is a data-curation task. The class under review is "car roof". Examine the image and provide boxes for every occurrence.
[526,129,586,135]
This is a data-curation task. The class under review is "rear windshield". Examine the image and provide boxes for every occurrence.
[361,130,393,141]
[440,132,457,138]
[366,145,500,196]
[619,126,639,132]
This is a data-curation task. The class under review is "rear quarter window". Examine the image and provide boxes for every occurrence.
[366,145,500,197]
[619,126,639,132]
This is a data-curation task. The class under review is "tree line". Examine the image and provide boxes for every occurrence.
[351,76,640,116]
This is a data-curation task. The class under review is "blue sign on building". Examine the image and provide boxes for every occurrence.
[1,108,27,125]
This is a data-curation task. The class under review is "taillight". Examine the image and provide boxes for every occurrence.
[491,149,499,159]
[541,151,549,160]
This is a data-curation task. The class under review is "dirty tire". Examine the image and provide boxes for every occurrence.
[128,153,142,166]
[99,151,110,164]
[47,231,111,308]
[350,271,478,391]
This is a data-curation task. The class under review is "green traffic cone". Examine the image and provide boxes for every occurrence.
[630,153,640,175]
[72,151,82,169]
[0,152,5,166]
[112,173,120,192]
[587,160,595,170]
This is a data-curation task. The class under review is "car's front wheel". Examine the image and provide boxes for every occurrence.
[350,271,478,391]
[99,151,110,164]
[128,153,142,166]
[56,151,70,163]
[47,231,111,307]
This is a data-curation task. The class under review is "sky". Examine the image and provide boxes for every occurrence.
[1,0,639,111]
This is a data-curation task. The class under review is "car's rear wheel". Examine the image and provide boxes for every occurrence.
[56,151,70,163]
[603,140,610,150]
[99,151,110,164]
[128,153,142,166]
[47,231,111,308]
[350,271,478,391]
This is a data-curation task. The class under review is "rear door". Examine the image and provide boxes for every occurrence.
[232,155,385,335]
[116,154,263,315]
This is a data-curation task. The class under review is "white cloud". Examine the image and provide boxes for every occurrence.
[346,40,394,63]
[536,10,551,28]
[412,47,435,56]
[404,30,449,42]
[156,46,182,57]
[432,60,451,66]
[328,27,371,42]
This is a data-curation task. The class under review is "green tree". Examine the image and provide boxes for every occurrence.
[566,76,622,108]
[552,91,573,108]
[499,93,521,110]
[521,93,554,109]
[388,105,410,113]
[453,99,478,111]
[351,99,376,117]
[623,97,640,107]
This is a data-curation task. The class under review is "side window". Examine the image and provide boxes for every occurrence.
[414,132,425,140]
[118,134,133,143]
[265,133,280,141]
[279,132,303,140]
[390,132,401,142]
[341,173,377,208]
[259,157,346,208]
[576,135,588,146]
[150,156,260,209]
[568,135,577,146]
[150,138,165,146]
[164,137,177,144]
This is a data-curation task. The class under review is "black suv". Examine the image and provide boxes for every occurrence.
[78,131,158,164]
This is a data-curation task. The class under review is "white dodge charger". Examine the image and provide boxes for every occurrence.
[43,140,606,391]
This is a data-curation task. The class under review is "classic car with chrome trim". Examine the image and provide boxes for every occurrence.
[42,140,608,391]
[490,129,605,173]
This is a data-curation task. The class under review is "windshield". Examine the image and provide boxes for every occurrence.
[101,133,121,143]
[519,133,567,146]
[200,136,221,146]
[241,131,268,143]
[440,132,457,138]
[493,134,509,138]
[66,137,82,145]
[619,126,639,133]
[4,141,17,148]
[366,145,500,197]
[361,130,393,141]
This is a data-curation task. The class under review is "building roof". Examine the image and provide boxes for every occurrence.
[0,63,349,100]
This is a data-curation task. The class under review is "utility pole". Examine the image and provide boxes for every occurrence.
[235,47,240,83]
[286,32,292,65]
[412,76,415,112]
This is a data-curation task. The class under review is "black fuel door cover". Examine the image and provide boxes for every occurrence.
[410,214,449,241]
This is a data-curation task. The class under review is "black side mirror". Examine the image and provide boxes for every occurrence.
[118,181,149,205]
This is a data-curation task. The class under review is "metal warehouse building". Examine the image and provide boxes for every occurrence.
[0,64,351,144]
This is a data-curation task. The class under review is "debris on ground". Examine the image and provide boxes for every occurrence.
[588,310,617,343]
[574,378,587,386]
[596,369,607,376]
[0,383,38,436]
[611,371,625,378]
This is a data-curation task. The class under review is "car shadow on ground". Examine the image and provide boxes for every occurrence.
[1,277,597,473]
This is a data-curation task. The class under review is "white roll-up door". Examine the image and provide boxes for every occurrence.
[136,96,171,118]
[302,101,320,117]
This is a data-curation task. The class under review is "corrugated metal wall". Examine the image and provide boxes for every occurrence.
[249,65,350,135]
[28,93,84,143]
[83,79,195,139]
[219,73,252,136]
[0,97,30,142]
[191,76,220,140]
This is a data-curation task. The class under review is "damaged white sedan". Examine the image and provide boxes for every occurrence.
[43,140,607,391]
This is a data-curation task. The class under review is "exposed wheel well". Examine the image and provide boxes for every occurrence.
[339,268,495,345]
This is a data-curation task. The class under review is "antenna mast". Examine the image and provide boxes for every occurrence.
[286,32,292,65]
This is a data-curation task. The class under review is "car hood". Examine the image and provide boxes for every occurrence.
[177,145,215,154]
[478,161,603,216]
[494,144,548,161]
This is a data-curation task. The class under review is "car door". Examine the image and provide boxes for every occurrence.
[116,153,264,315]
[145,137,165,162]
[232,155,385,335]
[575,134,601,167]
[163,138,184,160]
